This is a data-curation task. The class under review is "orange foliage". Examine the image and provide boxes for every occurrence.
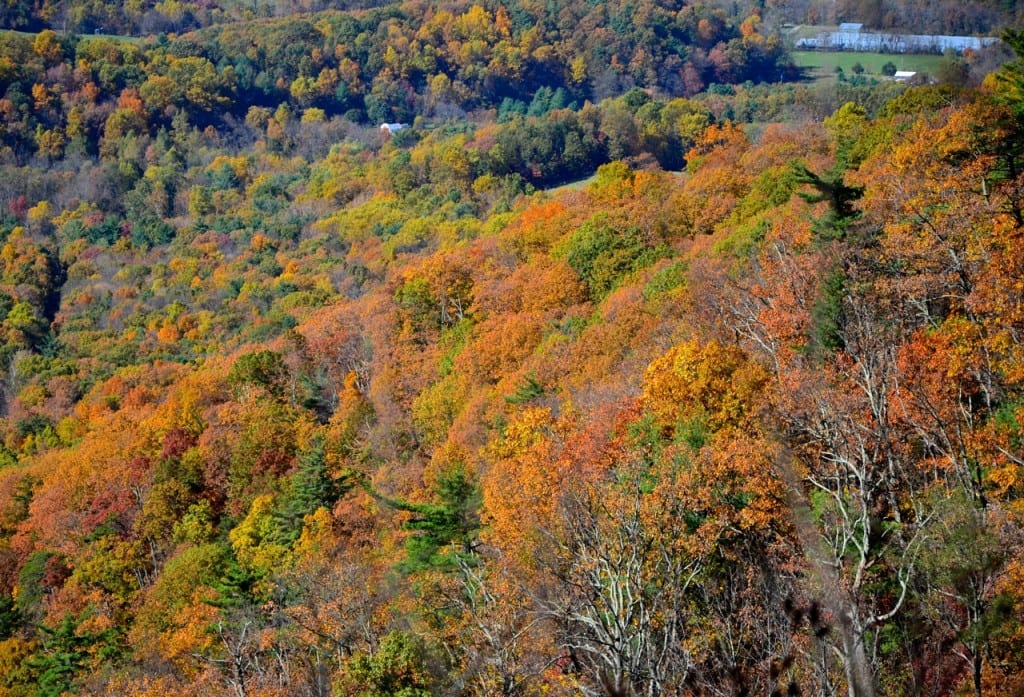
[679,122,753,235]
[498,199,578,259]
[481,407,575,572]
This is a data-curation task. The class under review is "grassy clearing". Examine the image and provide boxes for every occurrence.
[793,50,947,80]
[545,174,597,194]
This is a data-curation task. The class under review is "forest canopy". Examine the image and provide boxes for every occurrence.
[0,1,1023,696]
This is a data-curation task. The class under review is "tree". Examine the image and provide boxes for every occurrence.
[556,215,654,300]
[791,161,863,241]
[336,631,444,697]
[27,613,120,697]
[702,155,939,696]
[914,493,1010,697]
[679,122,753,235]
[374,464,481,573]
[227,349,288,400]
[548,485,698,696]
[273,436,352,547]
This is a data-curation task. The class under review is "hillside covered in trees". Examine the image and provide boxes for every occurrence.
[2,1,1024,695]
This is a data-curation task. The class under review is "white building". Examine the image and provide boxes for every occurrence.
[796,30,999,54]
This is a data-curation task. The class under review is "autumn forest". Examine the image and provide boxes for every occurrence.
[0,0,1024,695]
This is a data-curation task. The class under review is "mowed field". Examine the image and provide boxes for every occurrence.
[793,50,948,79]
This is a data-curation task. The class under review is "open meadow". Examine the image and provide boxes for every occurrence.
[793,49,948,80]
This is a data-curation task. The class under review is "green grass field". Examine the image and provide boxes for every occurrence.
[793,50,947,80]
[545,174,597,195]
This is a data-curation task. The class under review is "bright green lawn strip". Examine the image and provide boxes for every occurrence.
[793,50,947,78]
[545,174,597,194]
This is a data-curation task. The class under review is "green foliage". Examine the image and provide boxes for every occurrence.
[227,349,288,399]
[211,550,268,608]
[15,551,65,622]
[402,465,481,573]
[411,374,468,448]
[810,266,847,354]
[792,161,864,241]
[336,631,442,697]
[675,415,710,452]
[741,164,803,217]
[395,277,437,331]
[878,84,960,118]
[556,214,667,299]
[999,28,1024,103]
[437,318,473,377]
[992,400,1024,450]
[490,110,606,187]
[713,217,770,261]
[642,261,688,301]
[373,465,481,574]
[147,543,230,619]
[506,373,545,404]
[173,499,217,545]
[72,535,144,603]
[936,52,969,86]
[625,413,664,473]
[0,594,20,639]
[26,613,120,697]
[272,436,349,546]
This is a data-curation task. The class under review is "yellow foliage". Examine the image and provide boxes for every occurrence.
[230,494,291,574]
[292,507,335,558]
[27,200,52,224]
[642,338,769,432]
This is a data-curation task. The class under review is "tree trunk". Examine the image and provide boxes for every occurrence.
[840,610,875,697]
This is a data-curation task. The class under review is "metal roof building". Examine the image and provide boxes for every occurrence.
[795,30,999,54]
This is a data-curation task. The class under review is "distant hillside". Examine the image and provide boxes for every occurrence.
[0,3,800,182]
